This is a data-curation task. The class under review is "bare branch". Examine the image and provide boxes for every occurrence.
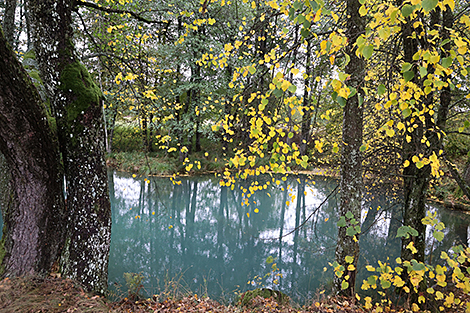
[74,0,167,25]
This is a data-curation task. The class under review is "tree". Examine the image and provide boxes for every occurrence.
[0,27,65,278]
[0,0,111,294]
[333,0,365,296]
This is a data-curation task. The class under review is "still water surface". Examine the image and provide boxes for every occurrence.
[107,171,470,302]
[0,172,468,302]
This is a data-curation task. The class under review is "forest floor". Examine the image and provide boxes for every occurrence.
[2,276,470,313]
[0,276,365,313]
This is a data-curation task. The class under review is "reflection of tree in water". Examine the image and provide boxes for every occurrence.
[107,171,470,303]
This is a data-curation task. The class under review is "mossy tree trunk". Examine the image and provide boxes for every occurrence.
[0,28,65,278]
[27,0,111,294]
[333,0,365,297]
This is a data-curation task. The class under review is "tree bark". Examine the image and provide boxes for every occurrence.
[0,28,65,277]
[2,0,17,46]
[27,0,111,293]
[333,0,364,297]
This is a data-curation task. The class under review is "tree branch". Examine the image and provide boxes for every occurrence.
[74,0,166,25]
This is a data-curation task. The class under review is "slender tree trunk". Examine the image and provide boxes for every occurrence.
[2,0,17,46]
[27,0,111,293]
[333,0,364,297]
[0,29,65,277]
[300,40,312,156]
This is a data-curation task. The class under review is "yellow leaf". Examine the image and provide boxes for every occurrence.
[359,5,367,16]
[443,0,455,11]
[314,9,322,22]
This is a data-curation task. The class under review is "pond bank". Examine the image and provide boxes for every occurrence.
[0,276,366,313]
[3,276,470,313]
[106,151,470,211]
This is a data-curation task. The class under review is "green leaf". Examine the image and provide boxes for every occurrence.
[380,279,391,289]
[396,226,418,239]
[337,96,346,107]
[401,4,414,18]
[315,0,324,7]
[293,0,303,10]
[338,71,349,82]
[289,7,295,20]
[403,108,411,118]
[346,226,356,236]
[436,222,446,231]
[367,275,377,285]
[344,53,350,68]
[346,211,354,219]
[433,231,444,242]
[303,20,311,29]
[419,66,428,78]
[331,91,338,101]
[301,28,310,39]
[288,84,297,93]
[273,89,283,98]
[345,255,354,263]
[341,280,349,290]
[412,261,426,272]
[248,66,256,74]
[358,94,363,107]
[442,57,452,68]
[422,0,438,12]
[403,70,415,82]
[402,62,412,72]
[362,45,374,59]
[348,87,357,98]
[377,84,386,95]
[360,144,367,152]
[337,216,347,227]
[266,255,274,264]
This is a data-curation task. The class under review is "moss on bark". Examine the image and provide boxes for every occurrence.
[59,61,101,124]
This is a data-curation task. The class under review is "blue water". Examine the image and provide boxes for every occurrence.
[1,171,469,303]
[107,172,470,302]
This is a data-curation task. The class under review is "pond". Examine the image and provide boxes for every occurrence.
[0,171,469,303]
[107,171,470,303]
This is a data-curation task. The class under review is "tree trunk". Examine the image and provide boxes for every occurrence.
[333,0,364,297]
[2,0,17,46]
[0,29,65,277]
[27,0,111,294]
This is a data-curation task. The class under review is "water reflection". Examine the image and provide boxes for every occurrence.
[0,171,468,303]
[108,171,470,303]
